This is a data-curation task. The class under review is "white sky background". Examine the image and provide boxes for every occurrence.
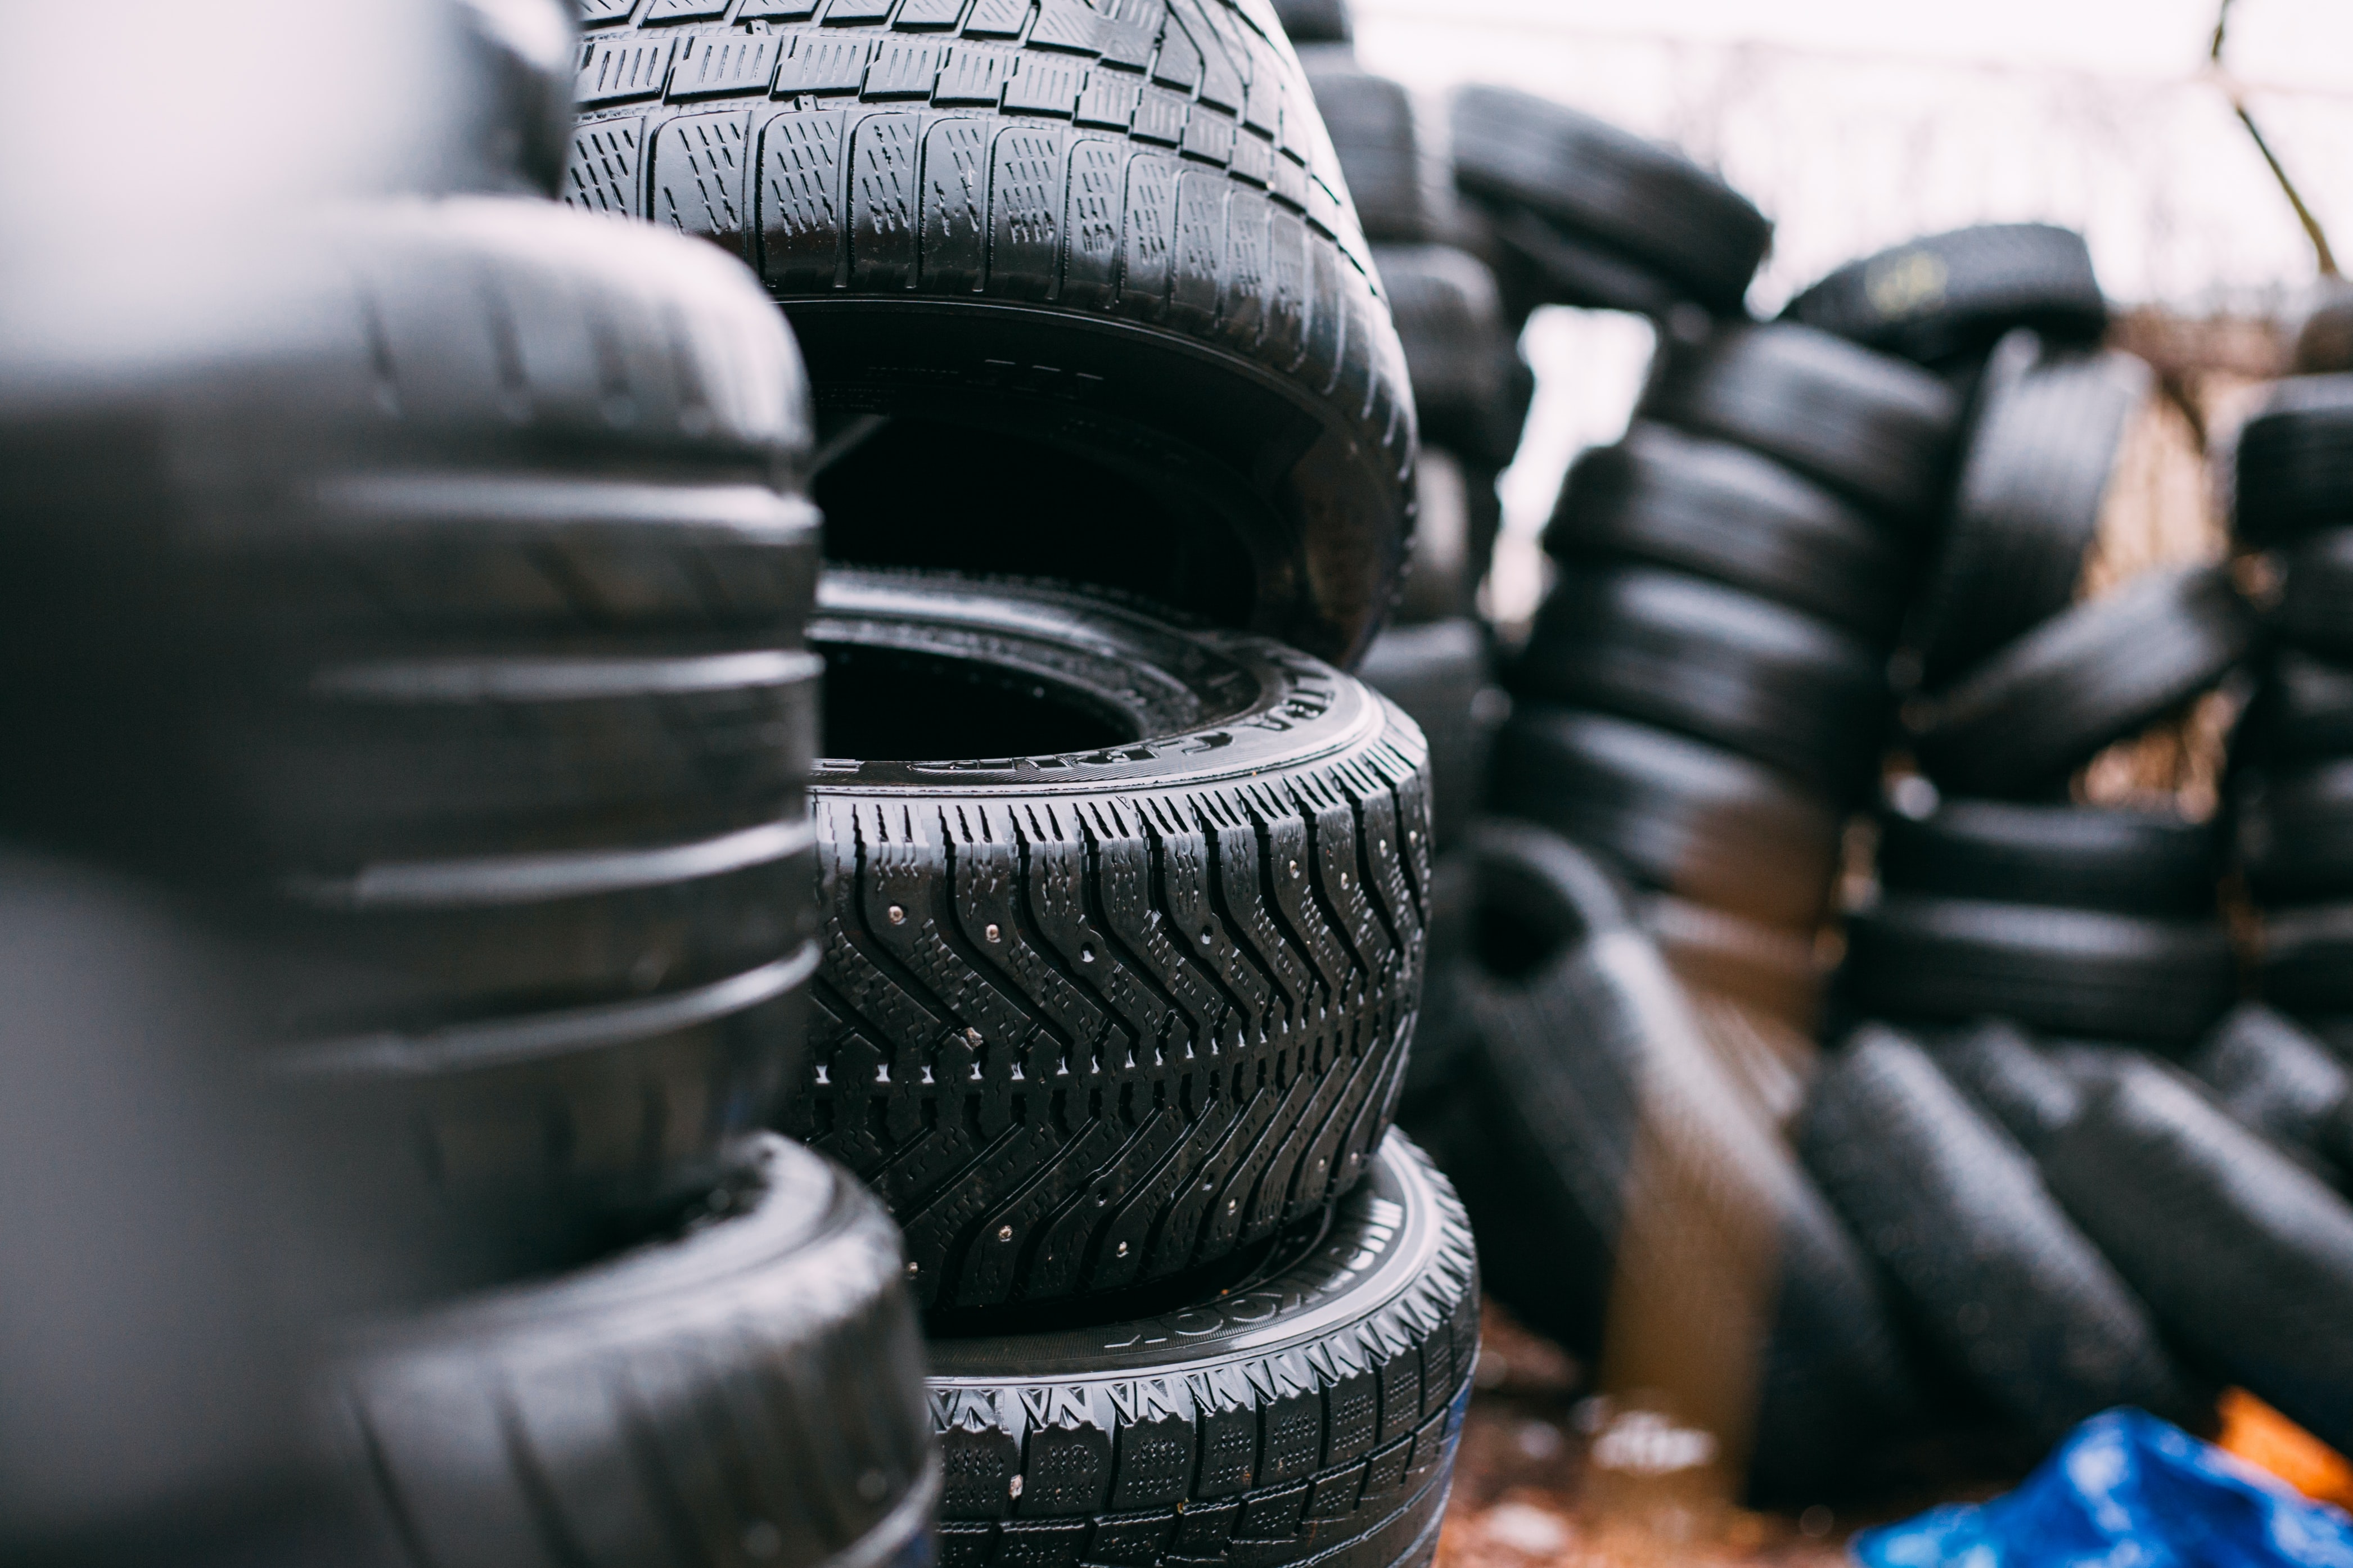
[1347,0,2353,586]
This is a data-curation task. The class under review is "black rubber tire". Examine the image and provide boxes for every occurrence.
[1798,1027,2198,1445]
[332,1134,938,1568]
[1385,448,1496,625]
[2187,1005,2353,1186]
[927,1130,1475,1568]
[1448,84,1769,315]
[1641,895,1825,1030]
[1399,853,1475,1106]
[1875,799,2219,918]
[1780,224,2107,368]
[565,3,1414,667]
[1842,893,2236,1049]
[451,0,582,197]
[1493,707,1843,929]
[2261,901,2353,1018]
[2237,758,2353,904]
[1,198,826,1288]
[1301,62,1433,245]
[1513,564,1887,798]
[2231,375,2353,550]
[1446,825,1918,1502]
[1545,421,1910,644]
[1358,618,1501,854]
[1374,245,1522,466]
[1637,320,1962,530]
[787,571,1431,1312]
[1907,564,2257,799]
[2236,650,2353,771]
[1909,332,2151,688]
[2292,281,2353,376]
[1924,1020,2084,1155]
[1270,0,1354,47]
[2277,527,2353,661]
[2037,1059,2353,1453]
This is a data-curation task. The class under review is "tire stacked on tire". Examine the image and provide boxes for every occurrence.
[564,7,1474,1566]
[2232,378,2353,1046]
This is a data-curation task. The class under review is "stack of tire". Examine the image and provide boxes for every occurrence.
[3,4,938,1567]
[2233,376,2353,1051]
[565,4,1478,1568]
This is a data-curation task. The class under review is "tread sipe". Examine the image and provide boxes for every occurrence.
[332,1135,938,1568]
[926,1131,1475,1568]
[565,0,1415,666]
[787,570,1433,1311]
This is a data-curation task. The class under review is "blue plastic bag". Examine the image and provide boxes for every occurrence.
[1855,1409,2353,1568]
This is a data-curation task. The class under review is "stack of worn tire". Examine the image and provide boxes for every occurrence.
[2,4,943,1566]
[2233,374,2353,1051]
[564,2,1478,1566]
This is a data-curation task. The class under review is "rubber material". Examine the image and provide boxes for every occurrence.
[1493,707,1843,929]
[452,0,581,197]
[2232,375,2353,550]
[1513,564,1887,798]
[1358,618,1501,854]
[1446,825,1919,1501]
[1545,421,1909,644]
[1926,1020,2083,1155]
[1270,0,1353,46]
[333,1135,938,1568]
[2235,650,2353,771]
[2187,1005,2353,1185]
[1301,62,1433,244]
[1842,894,2235,1049]
[2278,527,2353,660]
[2237,757,2353,904]
[1799,1027,2197,1444]
[566,2,1416,667]
[1910,332,2151,688]
[1875,799,2219,918]
[1642,895,1825,1030]
[1908,565,2256,799]
[1780,224,2107,368]
[1400,853,1474,1105]
[1374,245,1522,466]
[1638,320,1961,528]
[927,1131,1475,1568]
[1384,448,1493,625]
[2038,1060,2353,1454]
[789,571,1432,1311]
[1449,85,1769,314]
[2293,281,2353,376]
[2261,901,2353,1018]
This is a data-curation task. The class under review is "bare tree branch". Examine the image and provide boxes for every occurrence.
[2212,0,2339,276]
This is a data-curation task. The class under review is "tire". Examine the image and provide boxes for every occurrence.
[1,198,824,1287]
[1906,564,2256,799]
[926,1131,1475,1568]
[1641,894,1825,1030]
[1909,332,2151,688]
[2260,901,2353,1018]
[1448,84,1769,315]
[1512,564,1887,798]
[1400,853,1475,1106]
[1447,825,1918,1501]
[1301,63,1434,244]
[1841,894,2235,1049]
[2231,375,2353,550]
[451,0,582,196]
[1374,245,1521,466]
[2237,758,2353,904]
[1493,706,1844,929]
[2236,650,2353,771]
[1924,1020,2085,1154]
[331,1135,939,1568]
[1637,320,1962,530]
[2278,527,2353,661]
[1358,618,1501,853]
[787,571,1432,1312]
[565,3,1414,667]
[1385,448,1494,624]
[2037,1060,2353,1454]
[1798,1027,2197,1444]
[1875,799,2219,918]
[2186,1005,2353,1186]
[1779,224,2107,368]
[2292,281,2353,376]
[1271,0,1354,47]
[1545,421,1909,644]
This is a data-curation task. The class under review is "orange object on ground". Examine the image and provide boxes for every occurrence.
[2216,1388,2353,1511]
